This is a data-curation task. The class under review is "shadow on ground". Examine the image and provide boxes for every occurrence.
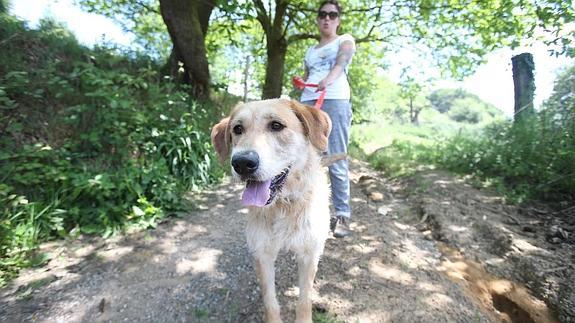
[2,160,560,322]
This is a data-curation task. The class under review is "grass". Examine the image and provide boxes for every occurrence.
[350,108,487,178]
[313,310,347,323]
[194,307,209,319]
[351,108,483,154]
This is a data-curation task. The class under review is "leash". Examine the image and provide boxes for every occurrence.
[292,76,327,109]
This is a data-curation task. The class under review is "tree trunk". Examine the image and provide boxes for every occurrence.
[243,55,251,102]
[159,0,215,101]
[159,47,187,85]
[412,110,420,125]
[409,98,414,123]
[262,37,288,99]
[408,97,423,125]
[254,0,289,99]
[512,53,535,122]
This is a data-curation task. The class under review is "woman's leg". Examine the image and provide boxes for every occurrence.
[322,100,352,220]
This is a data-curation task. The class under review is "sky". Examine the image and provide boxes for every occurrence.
[11,0,134,45]
[11,0,574,117]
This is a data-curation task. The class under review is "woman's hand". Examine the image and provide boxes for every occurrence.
[293,76,306,90]
[317,78,329,91]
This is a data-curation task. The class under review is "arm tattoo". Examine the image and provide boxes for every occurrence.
[335,43,355,69]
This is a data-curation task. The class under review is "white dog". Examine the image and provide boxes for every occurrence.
[211,99,332,323]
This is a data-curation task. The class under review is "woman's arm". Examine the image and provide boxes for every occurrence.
[318,39,355,90]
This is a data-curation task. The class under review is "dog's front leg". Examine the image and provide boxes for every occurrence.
[255,253,282,323]
[295,251,320,323]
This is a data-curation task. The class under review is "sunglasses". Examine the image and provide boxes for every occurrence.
[317,11,339,20]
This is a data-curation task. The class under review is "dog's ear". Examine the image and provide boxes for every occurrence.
[290,100,332,151]
[211,117,230,164]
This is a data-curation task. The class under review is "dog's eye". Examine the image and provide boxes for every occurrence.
[270,121,285,132]
[233,125,244,135]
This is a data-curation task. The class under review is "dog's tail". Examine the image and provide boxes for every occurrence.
[320,153,347,167]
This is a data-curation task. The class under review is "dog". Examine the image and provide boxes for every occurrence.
[211,98,332,323]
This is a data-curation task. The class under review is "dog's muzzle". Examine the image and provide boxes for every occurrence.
[232,151,291,207]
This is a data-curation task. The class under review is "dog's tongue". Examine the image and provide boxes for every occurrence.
[242,179,272,207]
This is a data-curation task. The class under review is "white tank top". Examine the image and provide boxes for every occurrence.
[300,33,355,102]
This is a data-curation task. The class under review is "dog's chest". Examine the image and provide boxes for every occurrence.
[245,177,330,254]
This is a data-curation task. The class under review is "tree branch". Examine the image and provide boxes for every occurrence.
[253,0,271,33]
[134,0,159,14]
[287,33,319,44]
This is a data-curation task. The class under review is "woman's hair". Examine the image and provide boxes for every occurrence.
[318,0,342,14]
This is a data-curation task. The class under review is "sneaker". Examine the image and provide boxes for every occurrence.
[332,216,351,238]
[330,216,338,232]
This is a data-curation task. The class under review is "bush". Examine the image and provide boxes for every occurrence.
[448,101,483,123]
[428,88,503,122]
[434,117,575,202]
[0,16,224,285]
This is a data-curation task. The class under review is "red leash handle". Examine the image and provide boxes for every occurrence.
[292,76,326,109]
[292,76,316,89]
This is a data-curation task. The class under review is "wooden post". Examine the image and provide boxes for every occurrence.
[511,53,535,122]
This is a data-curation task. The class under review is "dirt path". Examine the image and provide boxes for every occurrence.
[1,160,572,322]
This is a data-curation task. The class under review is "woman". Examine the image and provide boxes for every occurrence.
[299,0,355,238]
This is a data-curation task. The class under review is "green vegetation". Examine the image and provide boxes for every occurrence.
[79,0,575,101]
[0,15,224,285]
[1,0,573,288]
[312,310,346,323]
[352,67,575,203]
[351,108,476,177]
[429,88,502,124]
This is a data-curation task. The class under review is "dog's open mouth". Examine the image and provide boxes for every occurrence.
[242,167,290,207]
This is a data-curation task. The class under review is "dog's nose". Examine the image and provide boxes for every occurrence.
[231,150,259,176]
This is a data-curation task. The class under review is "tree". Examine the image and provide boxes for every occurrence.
[543,64,575,128]
[252,0,288,99]
[428,88,468,113]
[159,0,215,101]
[398,70,429,125]
[206,18,267,100]
[248,0,575,99]
[78,0,214,101]
[79,0,575,103]
[448,99,485,124]
[77,0,170,58]
[367,75,402,120]
[428,88,503,121]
